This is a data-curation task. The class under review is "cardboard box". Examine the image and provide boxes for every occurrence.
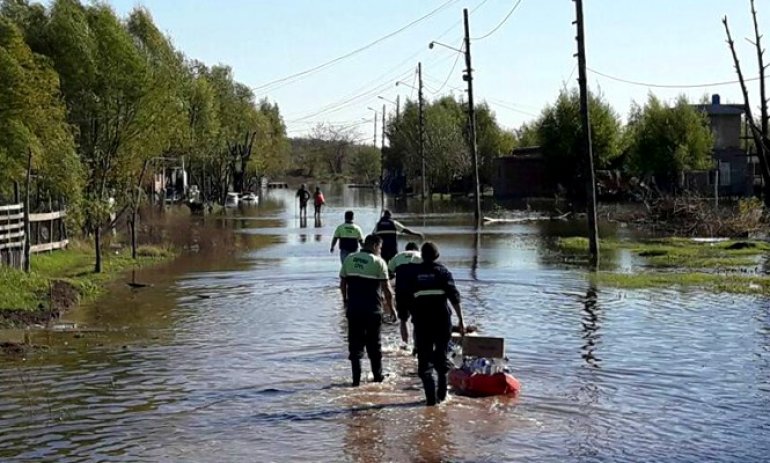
[452,334,505,358]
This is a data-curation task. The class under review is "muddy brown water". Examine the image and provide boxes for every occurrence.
[1,185,769,462]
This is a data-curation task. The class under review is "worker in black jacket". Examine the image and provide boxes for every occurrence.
[372,209,423,263]
[396,242,465,406]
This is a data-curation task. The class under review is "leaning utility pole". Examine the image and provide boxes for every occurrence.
[463,8,482,225]
[418,62,427,200]
[574,0,600,268]
[381,103,386,208]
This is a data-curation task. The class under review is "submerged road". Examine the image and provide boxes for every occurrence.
[1,185,769,462]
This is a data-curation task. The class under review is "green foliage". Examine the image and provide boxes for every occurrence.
[386,95,512,192]
[345,145,381,183]
[537,88,623,193]
[0,15,82,202]
[626,94,715,187]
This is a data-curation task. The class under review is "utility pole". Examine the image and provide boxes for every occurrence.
[396,95,401,122]
[418,62,426,200]
[574,0,600,268]
[372,109,378,148]
[381,103,386,209]
[463,8,482,225]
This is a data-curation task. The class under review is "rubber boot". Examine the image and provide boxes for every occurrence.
[421,373,437,406]
[351,360,361,387]
[371,357,384,383]
[437,373,448,403]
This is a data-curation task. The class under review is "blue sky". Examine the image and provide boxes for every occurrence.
[97,0,764,139]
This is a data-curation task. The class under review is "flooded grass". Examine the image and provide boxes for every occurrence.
[0,241,175,313]
[559,236,770,293]
[592,271,770,294]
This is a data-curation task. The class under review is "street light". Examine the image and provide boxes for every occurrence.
[429,41,464,53]
[377,95,396,105]
[395,80,417,91]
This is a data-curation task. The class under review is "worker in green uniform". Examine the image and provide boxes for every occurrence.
[339,235,395,386]
[330,211,365,264]
[387,242,422,279]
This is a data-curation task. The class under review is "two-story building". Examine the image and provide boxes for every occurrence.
[692,94,754,197]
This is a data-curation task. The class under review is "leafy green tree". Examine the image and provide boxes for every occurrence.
[626,94,714,188]
[476,103,516,186]
[538,88,622,196]
[345,145,381,184]
[0,16,82,204]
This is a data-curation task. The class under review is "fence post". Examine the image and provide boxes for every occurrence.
[23,150,32,272]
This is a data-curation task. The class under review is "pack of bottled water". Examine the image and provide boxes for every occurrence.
[449,340,510,375]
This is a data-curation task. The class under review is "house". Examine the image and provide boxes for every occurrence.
[493,146,556,199]
[692,94,754,197]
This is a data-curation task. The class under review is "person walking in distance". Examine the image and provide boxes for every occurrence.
[373,209,423,263]
[331,211,364,264]
[295,184,311,218]
[339,235,395,386]
[313,186,325,218]
[396,242,465,406]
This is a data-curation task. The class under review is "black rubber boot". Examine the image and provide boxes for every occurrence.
[351,360,361,387]
[437,373,448,403]
[421,373,437,406]
[371,357,384,382]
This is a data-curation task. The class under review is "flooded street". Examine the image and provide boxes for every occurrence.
[1,185,769,462]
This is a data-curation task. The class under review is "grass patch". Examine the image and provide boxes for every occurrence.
[592,272,770,295]
[0,242,175,312]
[556,236,768,269]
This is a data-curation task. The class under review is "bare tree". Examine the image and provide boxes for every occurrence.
[723,3,770,205]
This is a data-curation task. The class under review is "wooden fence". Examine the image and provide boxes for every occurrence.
[0,204,25,269]
[0,203,68,270]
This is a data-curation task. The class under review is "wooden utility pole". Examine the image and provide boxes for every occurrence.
[463,8,482,225]
[574,0,600,268]
[372,109,378,147]
[418,62,427,200]
[381,103,386,209]
[396,95,401,122]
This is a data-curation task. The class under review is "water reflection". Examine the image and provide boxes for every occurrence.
[581,286,602,368]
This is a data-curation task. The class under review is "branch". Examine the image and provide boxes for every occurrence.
[751,0,769,137]
[724,16,770,181]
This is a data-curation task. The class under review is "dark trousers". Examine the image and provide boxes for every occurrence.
[347,313,383,384]
[381,247,397,263]
[414,317,452,405]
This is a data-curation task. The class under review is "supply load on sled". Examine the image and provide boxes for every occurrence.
[448,334,521,397]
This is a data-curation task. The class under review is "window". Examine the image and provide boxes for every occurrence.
[719,161,731,186]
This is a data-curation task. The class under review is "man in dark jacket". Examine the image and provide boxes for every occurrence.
[339,235,395,386]
[396,241,465,406]
[372,209,423,263]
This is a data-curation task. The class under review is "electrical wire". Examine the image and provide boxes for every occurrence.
[472,0,524,41]
[429,40,465,95]
[588,66,760,89]
[250,0,460,93]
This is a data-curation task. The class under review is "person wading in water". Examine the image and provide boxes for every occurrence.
[339,235,395,386]
[396,242,465,405]
[295,184,311,218]
[330,210,364,264]
[372,209,423,263]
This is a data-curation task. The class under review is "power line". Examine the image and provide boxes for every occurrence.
[472,0,524,41]
[250,0,460,93]
[588,66,761,89]
[429,40,465,95]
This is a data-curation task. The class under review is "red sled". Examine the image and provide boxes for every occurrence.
[448,369,521,397]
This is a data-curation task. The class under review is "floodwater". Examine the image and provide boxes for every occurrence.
[1,185,769,462]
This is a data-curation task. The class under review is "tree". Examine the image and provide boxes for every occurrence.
[626,95,714,189]
[0,16,82,206]
[475,103,516,186]
[345,145,381,184]
[538,88,622,198]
